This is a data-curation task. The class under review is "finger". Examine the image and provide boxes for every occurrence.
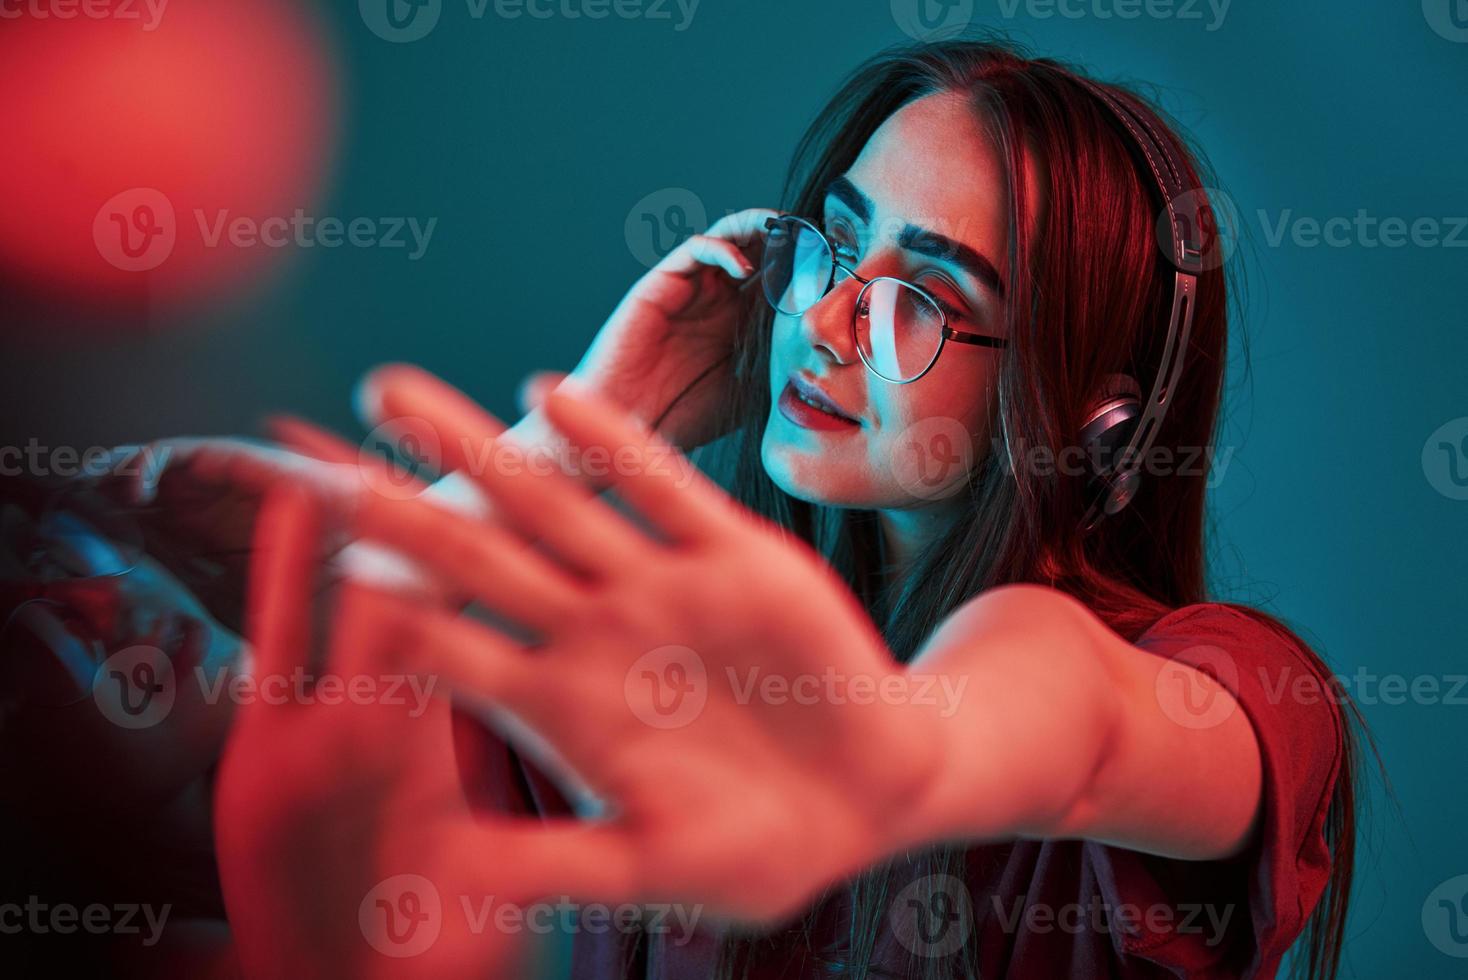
[704,206,782,248]
[87,438,207,505]
[265,415,360,467]
[540,386,737,546]
[348,585,640,807]
[454,816,640,906]
[352,491,584,634]
[360,365,655,577]
[245,486,323,694]
[333,583,538,704]
[656,234,755,280]
[172,438,354,501]
[269,413,436,504]
[516,371,567,417]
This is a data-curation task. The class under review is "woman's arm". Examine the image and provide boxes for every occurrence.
[297,371,1268,926]
[903,584,1263,862]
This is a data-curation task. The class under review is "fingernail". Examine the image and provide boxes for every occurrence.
[517,371,566,413]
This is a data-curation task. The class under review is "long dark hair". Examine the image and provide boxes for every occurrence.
[664,36,1361,980]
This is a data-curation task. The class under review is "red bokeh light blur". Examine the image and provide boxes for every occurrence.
[0,0,338,309]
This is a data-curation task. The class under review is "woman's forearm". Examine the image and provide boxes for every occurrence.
[900,585,1261,861]
[900,585,1123,849]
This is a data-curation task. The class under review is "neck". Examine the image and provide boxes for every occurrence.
[876,503,956,586]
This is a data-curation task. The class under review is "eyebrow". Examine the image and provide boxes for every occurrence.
[823,175,1006,299]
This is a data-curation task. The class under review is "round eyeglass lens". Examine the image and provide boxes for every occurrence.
[855,278,946,382]
[761,218,834,316]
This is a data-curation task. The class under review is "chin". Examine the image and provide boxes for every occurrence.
[759,426,880,510]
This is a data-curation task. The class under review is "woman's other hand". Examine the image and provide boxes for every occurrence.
[567,207,779,452]
[214,487,617,980]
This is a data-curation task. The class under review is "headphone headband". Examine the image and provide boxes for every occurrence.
[1068,76,1205,530]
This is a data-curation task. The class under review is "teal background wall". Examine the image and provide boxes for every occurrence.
[3,0,1466,975]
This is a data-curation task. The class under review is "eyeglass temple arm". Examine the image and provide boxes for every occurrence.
[943,327,1008,349]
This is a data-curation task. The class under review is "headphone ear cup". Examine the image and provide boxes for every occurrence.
[1079,374,1143,516]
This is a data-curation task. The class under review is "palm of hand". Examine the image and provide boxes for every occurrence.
[214,496,525,980]
[345,369,946,926]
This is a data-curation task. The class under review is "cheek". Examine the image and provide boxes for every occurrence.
[768,313,799,371]
[874,355,995,446]
[867,355,999,497]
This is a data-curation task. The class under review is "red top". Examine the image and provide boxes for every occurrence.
[454,602,1343,979]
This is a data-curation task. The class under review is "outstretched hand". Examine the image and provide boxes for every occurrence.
[336,365,946,924]
[214,481,628,980]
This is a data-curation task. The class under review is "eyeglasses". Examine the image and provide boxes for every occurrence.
[759,215,1007,383]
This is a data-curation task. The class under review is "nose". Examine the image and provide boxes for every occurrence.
[796,267,861,366]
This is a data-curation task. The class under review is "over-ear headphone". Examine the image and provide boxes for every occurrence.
[1066,75,1208,531]
[1078,373,1143,507]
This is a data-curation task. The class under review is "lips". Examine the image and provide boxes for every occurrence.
[778,375,861,432]
[788,374,859,422]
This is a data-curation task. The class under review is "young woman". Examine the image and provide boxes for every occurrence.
[140,36,1361,980]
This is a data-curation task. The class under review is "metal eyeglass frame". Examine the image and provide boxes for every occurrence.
[761,215,1008,384]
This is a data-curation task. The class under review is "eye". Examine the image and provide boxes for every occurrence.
[824,219,860,261]
[916,273,974,322]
